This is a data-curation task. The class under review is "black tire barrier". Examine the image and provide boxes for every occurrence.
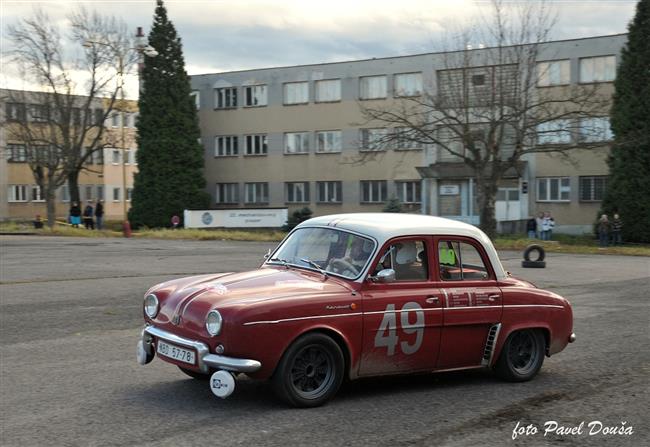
[522,260,546,268]
[523,244,546,262]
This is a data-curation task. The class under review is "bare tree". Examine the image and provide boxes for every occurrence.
[358,0,610,237]
[6,8,136,227]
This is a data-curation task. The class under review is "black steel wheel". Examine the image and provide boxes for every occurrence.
[178,366,210,380]
[494,329,545,382]
[272,333,344,407]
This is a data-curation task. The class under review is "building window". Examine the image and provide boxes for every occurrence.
[216,183,239,204]
[537,60,570,87]
[394,73,423,97]
[111,149,121,164]
[94,108,104,126]
[7,144,27,162]
[215,136,239,157]
[579,117,613,143]
[244,85,267,107]
[315,79,341,102]
[579,55,616,83]
[359,75,387,100]
[31,185,44,202]
[286,182,310,203]
[8,185,28,202]
[215,87,237,109]
[60,185,70,202]
[537,177,570,202]
[245,182,269,204]
[126,188,133,202]
[317,181,342,203]
[112,187,121,202]
[190,91,200,109]
[129,149,137,165]
[110,113,120,128]
[316,130,342,153]
[6,103,26,121]
[96,148,104,165]
[96,185,104,201]
[285,132,310,154]
[124,149,131,165]
[471,74,486,86]
[360,128,388,151]
[284,82,309,105]
[361,180,387,203]
[579,176,607,202]
[536,120,572,145]
[244,134,268,155]
[71,107,82,125]
[29,104,48,122]
[395,127,423,150]
[396,181,421,204]
[85,185,94,201]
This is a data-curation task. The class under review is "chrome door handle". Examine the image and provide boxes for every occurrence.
[488,294,500,302]
[425,296,439,304]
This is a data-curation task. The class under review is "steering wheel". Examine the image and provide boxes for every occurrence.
[328,258,360,276]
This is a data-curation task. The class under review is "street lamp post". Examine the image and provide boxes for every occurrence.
[83,33,157,232]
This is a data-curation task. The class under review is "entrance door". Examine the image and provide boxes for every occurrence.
[495,188,521,221]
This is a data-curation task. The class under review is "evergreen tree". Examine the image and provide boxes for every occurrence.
[602,0,650,242]
[382,197,403,213]
[130,0,209,228]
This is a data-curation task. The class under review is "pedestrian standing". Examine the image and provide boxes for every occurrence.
[95,199,104,230]
[598,214,610,247]
[83,201,95,230]
[69,202,82,228]
[541,212,555,240]
[526,217,537,239]
[611,213,623,245]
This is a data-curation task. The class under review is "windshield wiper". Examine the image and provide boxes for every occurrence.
[300,258,328,279]
[269,257,290,268]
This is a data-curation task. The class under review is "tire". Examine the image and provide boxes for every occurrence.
[523,244,545,262]
[178,366,210,380]
[494,329,545,382]
[521,260,546,268]
[272,333,345,408]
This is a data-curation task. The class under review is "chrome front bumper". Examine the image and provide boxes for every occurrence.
[140,325,262,374]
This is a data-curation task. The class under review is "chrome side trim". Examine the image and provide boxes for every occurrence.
[504,304,564,309]
[434,365,484,373]
[142,326,261,374]
[481,323,502,366]
[243,312,363,326]
[445,305,502,310]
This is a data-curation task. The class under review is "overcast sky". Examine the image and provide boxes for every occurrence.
[0,0,637,97]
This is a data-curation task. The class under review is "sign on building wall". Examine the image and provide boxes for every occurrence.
[184,209,288,228]
[439,184,460,195]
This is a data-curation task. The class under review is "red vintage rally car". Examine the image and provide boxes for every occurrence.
[137,213,575,407]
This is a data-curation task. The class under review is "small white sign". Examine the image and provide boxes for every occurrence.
[440,185,460,195]
[184,209,288,228]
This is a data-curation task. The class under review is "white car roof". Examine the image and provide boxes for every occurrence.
[298,213,507,280]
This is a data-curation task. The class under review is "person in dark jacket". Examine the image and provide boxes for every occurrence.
[95,200,104,230]
[526,217,537,238]
[598,214,610,247]
[69,202,82,228]
[611,213,623,245]
[83,201,94,230]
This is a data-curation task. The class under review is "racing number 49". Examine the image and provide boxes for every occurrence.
[374,302,424,355]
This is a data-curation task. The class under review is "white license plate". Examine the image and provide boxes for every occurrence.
[156,340,196,365]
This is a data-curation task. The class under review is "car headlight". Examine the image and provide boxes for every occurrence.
[206,310,223,336]
[144,294,159,318]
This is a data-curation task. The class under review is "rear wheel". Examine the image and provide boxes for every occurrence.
[178,366,210,380]
[272,333,344,408]
[494,329,545,382]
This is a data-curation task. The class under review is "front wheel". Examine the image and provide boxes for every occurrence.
[272,333,344,408]
[494,329,545,382]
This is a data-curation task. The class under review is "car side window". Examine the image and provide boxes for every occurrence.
[438,240,488,281]
[375,240,428,281]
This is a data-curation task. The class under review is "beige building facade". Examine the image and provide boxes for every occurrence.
[191,34,625,234]
[1,89,138,223]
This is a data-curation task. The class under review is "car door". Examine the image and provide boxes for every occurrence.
[358,237,444,376]
[434,237,503,369]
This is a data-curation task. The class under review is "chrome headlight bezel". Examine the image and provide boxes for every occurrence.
[144,293,159,318]
[206,310,223,336]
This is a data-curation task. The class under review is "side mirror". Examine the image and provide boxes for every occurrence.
[263,249,272,260]
[370,268,396,283]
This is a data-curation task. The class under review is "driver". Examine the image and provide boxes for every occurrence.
[327,237,373,275]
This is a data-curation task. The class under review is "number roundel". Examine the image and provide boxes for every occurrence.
[374,302,424,355]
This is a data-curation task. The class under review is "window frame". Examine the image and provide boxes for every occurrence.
[434,237,495,282]
[244,85,268,107]
[314,79,341,103]
[360,128,388,151]
[8,185,28,202]
[395,180,422,204]
[214,87,238,109]
[215,183,239,205]
[359,75,388,100]
[394,72,423,97]
[284,132,310,154]
[579,55,616,84]
[360,180,388,204]
[283,82,309,105]
[215,135,239,157]
[244,182,269,204]
[244,134,268,156]
[285,182,311,204]
[536,59,571,87]
[579,176,607,202]
[316,130,342,153]
[316,181,343,204]
[536,177,571,202]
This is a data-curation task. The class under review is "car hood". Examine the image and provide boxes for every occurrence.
[149,267,352,331]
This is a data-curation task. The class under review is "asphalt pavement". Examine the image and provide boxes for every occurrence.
[0,236,648,447]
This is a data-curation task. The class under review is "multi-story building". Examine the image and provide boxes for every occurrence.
[0,89,138,222]
[190,34,625,234]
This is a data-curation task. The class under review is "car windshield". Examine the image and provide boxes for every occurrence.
[267,227,375,279]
